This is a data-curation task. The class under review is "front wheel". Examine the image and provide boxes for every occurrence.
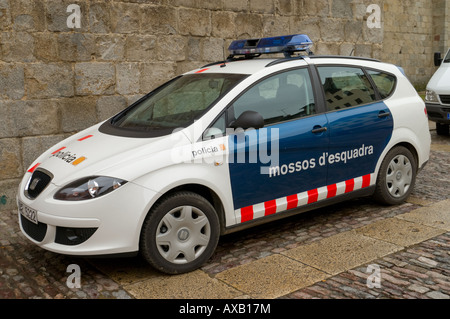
[140,191,220,274]
[373,146,417,205]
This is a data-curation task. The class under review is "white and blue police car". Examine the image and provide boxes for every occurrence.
[18,34,431,274]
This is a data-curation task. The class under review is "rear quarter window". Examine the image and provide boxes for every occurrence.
[366,69,397,99]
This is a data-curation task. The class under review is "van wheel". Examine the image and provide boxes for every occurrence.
[140,191,220,274]
[374,146,417,205]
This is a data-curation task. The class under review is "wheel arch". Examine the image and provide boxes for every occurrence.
[373,138,421,191]
[381,123,429,175]
[392,141,419,172]
[372,142,419,205]
[146,183,227,235]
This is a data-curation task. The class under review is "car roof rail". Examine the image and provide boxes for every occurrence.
[308,55,381,62]
[265,55,381,68]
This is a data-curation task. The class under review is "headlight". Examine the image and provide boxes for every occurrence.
[425,90,439,103]
[54,176,127,201]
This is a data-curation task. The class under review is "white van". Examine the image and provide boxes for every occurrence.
[425,49,450,135]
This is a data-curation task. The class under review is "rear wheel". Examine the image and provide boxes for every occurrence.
[374,146,417,205]
[140,191,220,274]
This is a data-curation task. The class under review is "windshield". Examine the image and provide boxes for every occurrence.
[444,49,450,63]
[111,73,246,132]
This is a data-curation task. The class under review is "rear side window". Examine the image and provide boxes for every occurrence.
[367,70,397,99]
[318,66,377,111]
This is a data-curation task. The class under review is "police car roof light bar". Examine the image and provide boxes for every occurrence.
[228,34,313,59]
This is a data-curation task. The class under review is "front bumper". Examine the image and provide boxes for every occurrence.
[426,103,450,124]
[17,175,158,256]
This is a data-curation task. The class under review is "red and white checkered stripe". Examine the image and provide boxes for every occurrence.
[235,173,375,224]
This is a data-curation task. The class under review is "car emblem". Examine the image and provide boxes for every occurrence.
[177,228,190,241]
[29,178,41,191]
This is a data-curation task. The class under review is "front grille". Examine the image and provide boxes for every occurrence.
[20,214,47,242]
[25,169,52,199]
[440,95,450,104]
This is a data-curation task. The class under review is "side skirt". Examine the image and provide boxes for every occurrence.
[223,186,375,235]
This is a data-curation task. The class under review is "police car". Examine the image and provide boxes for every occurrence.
[17,34,431,274]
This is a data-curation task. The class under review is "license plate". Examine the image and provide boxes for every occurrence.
[18,201,38,225]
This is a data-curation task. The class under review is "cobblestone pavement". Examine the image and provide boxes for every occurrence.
[0,128,449,300]
[284,233,450,299]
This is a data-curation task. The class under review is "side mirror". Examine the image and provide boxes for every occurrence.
[434,52,442,67]
[230,111,264,130]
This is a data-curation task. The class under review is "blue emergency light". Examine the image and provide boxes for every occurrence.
[228,34,313,58]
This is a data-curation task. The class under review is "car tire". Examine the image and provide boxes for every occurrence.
[373,146,417,206]
[436,123,450,136]
[140,191,220,274]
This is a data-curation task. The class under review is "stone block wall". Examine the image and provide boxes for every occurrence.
[382,0,450,88]
[0,0,448,211]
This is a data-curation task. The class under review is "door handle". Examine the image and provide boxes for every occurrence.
[378,111,391,118]
[311,126,327,134]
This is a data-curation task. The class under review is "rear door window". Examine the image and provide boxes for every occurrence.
[317,66,377,111]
